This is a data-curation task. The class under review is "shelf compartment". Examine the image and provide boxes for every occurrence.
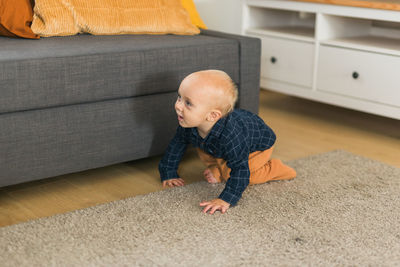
[244,6,316,41]
[317,14,400,55]
[246,26,315,42]
[320,35,400,56]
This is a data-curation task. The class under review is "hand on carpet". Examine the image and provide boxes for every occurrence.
[162,178,185,188]
[200,198,230,214]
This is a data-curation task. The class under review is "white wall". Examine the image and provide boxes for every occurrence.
[194,0,242,34]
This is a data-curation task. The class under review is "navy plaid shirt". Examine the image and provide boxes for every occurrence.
[158,109,276,206]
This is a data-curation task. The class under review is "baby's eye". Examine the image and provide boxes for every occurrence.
[185,100,192,107]
[177,94,181,100]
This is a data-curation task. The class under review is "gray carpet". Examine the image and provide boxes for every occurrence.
[1,150,400,266]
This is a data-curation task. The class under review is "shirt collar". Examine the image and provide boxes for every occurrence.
[191,112,230,141]
[210,114,228,138]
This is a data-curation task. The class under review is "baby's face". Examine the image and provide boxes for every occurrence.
[175,78,216,128]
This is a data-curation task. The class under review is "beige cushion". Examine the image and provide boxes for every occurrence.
[31,0,200,37]
[180,0,207,29]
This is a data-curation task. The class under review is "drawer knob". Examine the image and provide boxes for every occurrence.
[352,72,359,79]
[270,57,277,64]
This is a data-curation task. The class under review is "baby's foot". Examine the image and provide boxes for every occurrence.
[203,168,219,184]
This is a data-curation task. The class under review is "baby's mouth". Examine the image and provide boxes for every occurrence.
[177,115,184,122]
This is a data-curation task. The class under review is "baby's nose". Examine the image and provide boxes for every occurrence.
[175,101,182,111]
[175,102,181,111]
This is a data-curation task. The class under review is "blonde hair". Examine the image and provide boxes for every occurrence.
[223,75,238,115]
[187,69,238,116]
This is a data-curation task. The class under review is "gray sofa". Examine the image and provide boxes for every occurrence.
[0,29,261,187]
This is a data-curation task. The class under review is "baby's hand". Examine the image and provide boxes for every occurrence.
[199,198,230,214]
[162,178,185,188]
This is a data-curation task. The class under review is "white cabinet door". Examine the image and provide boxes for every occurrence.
[258,35,314,88]
[317,45,400,107]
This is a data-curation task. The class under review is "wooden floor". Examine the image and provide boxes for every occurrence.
[1,89,399,227]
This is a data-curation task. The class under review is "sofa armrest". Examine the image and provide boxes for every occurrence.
[200,29,261,114]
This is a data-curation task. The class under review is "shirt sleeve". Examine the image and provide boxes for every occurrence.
[158,126,188,181]
[218,130,250,206]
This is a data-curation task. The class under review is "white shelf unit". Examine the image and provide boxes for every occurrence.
[242,0,400,119]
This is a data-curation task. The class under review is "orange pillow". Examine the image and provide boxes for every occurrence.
[31,0,200,37]
[0,0,39,39]
[181,0,207,29]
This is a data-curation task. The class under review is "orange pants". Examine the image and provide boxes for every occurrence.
[197,146,296,185]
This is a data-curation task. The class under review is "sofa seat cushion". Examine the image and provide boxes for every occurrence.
[0,33,239,114]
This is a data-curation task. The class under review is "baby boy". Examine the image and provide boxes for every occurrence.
[158,70,296,214]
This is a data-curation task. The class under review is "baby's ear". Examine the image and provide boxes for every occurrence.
[209,109,222,122]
